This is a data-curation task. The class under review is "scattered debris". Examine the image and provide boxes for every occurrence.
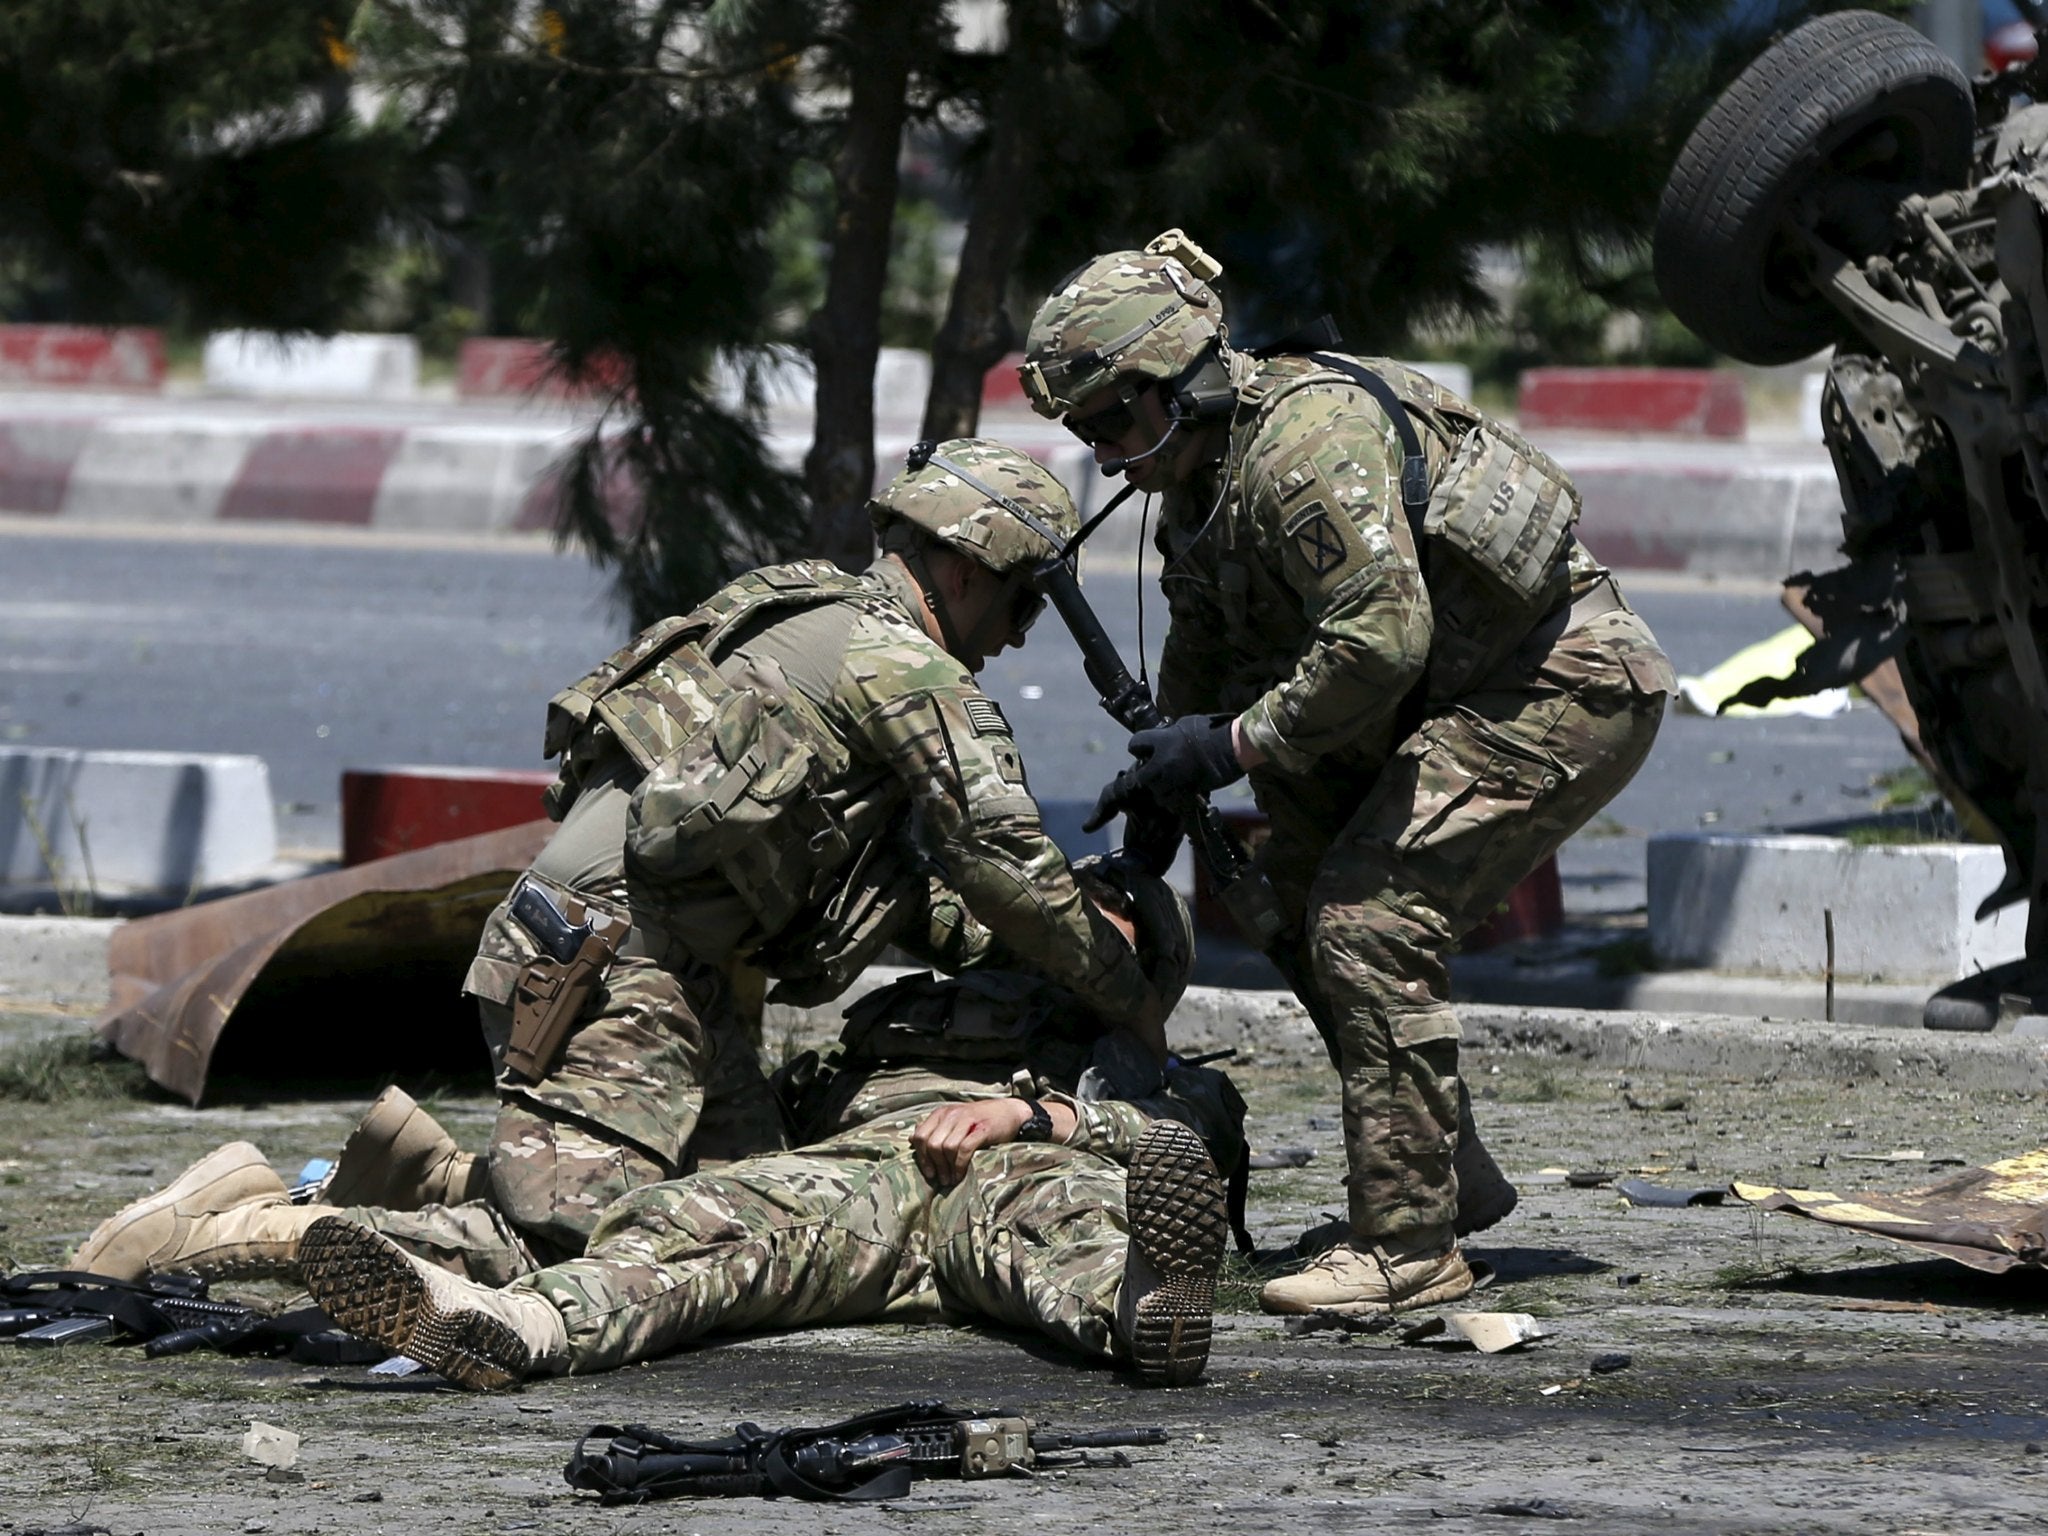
[1566,1170,1616,1189]
[1247,1146,1316,1170]
[1615,1273,1644,1287]
[1827,1300,1944,1315]
[1282,1309,1399,1338]
[1444,1312,1548,1354]
[1400,1316,1448,1345]
[1482,1496,1577,1518]
[1589,1352,1633,1375]
[1735,1146,2048,1273]
[241,1421,299,1470]
[1623,1094,1690,1112]
[1616,1178,1726,1209]
[370,1355,423,1376]
[1837,1150,1965,1167]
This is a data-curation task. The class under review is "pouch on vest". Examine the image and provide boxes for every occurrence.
[1422,422,1579,698]
[836,971,1095,1069]
[624,681,846,942]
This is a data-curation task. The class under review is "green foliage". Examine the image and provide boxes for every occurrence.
[0,1034,150,1103]
[0,0,411,328]
[362,0,819,622]
[1016,1,1898,356]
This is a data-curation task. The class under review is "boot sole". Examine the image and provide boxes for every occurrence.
[1282,1264,1477,1317]
[1124,1121,1228,1388]
[72,1141,279,1280]
[300,1217,528,1391]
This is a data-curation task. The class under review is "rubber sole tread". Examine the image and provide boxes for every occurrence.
[1123,1120,1227,1388]
[300,1217,529,1391]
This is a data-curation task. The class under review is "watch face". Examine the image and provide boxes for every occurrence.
[1018,1101,1054,1142]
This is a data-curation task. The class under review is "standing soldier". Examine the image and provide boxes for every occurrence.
[1020,233,1675,1314]
[74,440,1162,1288]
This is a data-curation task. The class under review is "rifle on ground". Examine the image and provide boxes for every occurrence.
[563,1400,1168,1503]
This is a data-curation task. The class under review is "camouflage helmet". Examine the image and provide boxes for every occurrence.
[869,437,1078,575]
[1020,229,1228,419]
[1074,855,1197,1015]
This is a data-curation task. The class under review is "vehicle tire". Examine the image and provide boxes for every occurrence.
[1654,10,1975,365]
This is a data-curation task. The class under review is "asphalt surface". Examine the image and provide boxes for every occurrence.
[0,521,1913,906]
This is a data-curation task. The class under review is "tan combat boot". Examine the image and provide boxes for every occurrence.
[322,1087,487,1210]
[1454,1082,1519,1237]
[299,1217,567,1391]
[1115,1120,1229,1387]
[72,1142,319,1282]
[1259,1229,1475,1316]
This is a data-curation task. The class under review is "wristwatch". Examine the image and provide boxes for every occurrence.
[1014,1098,1055,1143]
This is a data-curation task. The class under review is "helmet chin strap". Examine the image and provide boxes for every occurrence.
[903,543,971,660]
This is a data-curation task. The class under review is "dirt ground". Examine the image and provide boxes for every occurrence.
[3,1012,2047,1536]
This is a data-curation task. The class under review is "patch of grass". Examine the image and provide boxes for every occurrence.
[1218,1250,1278,1314]
[0,1035,151,1102]
[1494,1068,1567,1104]
[1843,823,1948,847]
[1869,764,1936,810]
[1592,935,1658,978]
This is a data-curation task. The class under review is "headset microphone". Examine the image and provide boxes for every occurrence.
[1101,414,1184,477]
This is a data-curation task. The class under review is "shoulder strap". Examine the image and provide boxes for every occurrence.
[1304,353,1433,540]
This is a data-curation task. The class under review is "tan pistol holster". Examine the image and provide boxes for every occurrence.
[503,876,631,1082]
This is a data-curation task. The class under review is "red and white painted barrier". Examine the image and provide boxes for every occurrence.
[1518,367,1746,439]
[0,326,166,391]
[203,332,420,399]
[0,413,582,531]
[341,765,556,866]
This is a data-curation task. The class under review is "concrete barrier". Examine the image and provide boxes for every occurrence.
[1647,831,2028,983]
[457,339,631,400]
[0,326,166,391]
[341,766,556,865]
[1566,456,1845,575]
[1519,368,1746,438]
[203,332,420,399]
[0,748,277,897]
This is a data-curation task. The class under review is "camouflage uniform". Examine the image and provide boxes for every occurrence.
[399,441,1151,1277]
[1024,241,1675,1245]
[504,968,1244,1375]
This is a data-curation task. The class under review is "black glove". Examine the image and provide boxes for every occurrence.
[1083,715,1244,833]
[1118,798,1186,877]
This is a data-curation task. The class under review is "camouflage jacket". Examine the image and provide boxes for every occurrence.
[1155,353,1606,778]
[514,558,1150,1022]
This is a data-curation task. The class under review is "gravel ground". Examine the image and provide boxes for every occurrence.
[2,1013,2046,1536]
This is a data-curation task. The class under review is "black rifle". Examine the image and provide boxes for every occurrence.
[564,1400,1167,1503]
[1032,552,1289,951]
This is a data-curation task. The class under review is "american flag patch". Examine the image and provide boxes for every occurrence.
[964,698,1012,737]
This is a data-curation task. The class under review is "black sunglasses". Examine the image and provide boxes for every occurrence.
[1009,579,1047,635]
[1065,385,1148,447]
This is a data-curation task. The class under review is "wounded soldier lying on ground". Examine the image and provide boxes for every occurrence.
[72,864,1243,1388]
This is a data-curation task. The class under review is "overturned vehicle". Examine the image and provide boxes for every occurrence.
[1656,7,2048,1028]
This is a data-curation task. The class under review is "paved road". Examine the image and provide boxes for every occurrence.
[0,522,1912,910]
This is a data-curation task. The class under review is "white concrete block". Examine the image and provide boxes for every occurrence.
[711,347,933,423]
[1800,370,1827,445]
[0,748,277,896]
[204,332,420,399]
[371,424,578,533]
[63,422,251,523]
[1648,831,2028,983]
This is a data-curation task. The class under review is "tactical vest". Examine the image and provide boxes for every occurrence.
[1234,356,1581,699]
[540,560,896,944]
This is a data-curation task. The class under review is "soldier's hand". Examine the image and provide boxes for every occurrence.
[1119,800,1185,876]
[911,1099,1075,1187]
[1084,716,1244,833]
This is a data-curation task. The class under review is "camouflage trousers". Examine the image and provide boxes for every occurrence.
[1260,597,1672,1241]
[334,975,787,1288]
[508,1109,1133,1375]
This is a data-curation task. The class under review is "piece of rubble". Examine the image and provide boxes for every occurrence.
[241,1421,298,1469]
[1616,1178,1725,1208]
[1444,1312,1548,1353]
